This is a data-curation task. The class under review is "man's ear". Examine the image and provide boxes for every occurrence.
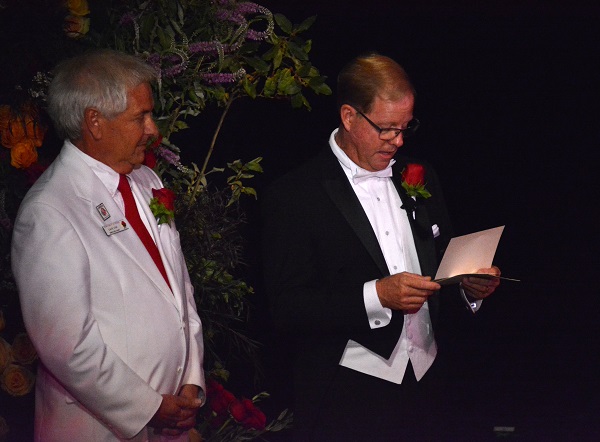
[84,108,102,140]
[339,104,356,131]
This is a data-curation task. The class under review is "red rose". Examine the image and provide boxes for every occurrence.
[151,188,176,212]
[229,398,267,430]
[143,135,162,168]
[149,135,163,149]
[144,149,157,169]
[206,379,236,415]
[401,163,432,199]
[401,163,425,186]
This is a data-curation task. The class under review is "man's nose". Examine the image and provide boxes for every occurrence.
[390,133,404,147]
[146,116,159,136]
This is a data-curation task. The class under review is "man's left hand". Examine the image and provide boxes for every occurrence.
[158,384,203,437]
[461,266,501,299]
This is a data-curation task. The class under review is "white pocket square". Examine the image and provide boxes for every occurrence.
[432,224,440,238]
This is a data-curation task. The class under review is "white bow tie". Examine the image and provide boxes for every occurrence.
[352,162,394,184]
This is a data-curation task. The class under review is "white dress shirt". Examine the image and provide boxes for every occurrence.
[329,129,437,383]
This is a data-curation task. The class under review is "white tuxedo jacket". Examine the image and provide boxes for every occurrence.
[11,142,205,441]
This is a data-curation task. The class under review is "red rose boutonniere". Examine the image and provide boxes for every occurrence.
[401,163,432,199]
[149,187,176,225]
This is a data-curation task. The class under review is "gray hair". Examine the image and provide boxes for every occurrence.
[47,49,158,141]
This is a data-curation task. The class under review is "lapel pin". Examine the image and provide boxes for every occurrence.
[96,203,111,221]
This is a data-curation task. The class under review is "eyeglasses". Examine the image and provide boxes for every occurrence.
[354,108,420,141]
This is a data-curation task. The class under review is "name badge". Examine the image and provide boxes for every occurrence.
[103,220,129,236]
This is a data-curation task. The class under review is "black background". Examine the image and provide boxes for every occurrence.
[197,1,600,439]
[2,0,600,439]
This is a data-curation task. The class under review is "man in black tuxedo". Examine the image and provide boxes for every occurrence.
[261,53,500,441]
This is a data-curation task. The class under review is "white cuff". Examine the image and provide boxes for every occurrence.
[364,280,392,328]
[459,283,483,313]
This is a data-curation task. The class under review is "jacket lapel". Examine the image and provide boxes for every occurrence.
[61,146,177,305]
[391,160,438,278]
[130,177,183,308]
[319,149,390,277]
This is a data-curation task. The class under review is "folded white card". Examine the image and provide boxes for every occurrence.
[434,226,519,285]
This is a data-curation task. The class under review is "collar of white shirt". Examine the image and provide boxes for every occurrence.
[329,128,396,184]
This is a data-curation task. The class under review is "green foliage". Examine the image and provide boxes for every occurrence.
[99,0,331,140]
[177,186,257,370]
[148,197,175,225]
[401,181,432,199]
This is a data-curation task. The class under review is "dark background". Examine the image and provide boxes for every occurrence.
[200,1,600,440]
[2,0,599,440]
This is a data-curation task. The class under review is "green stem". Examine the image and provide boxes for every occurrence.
[167,101,183,137]
[187,96,235,206]
[200,96,234,176]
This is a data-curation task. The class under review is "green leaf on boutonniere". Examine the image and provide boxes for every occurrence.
[150,188,176,225]
[401,181,432,199]
[149,197,175,225]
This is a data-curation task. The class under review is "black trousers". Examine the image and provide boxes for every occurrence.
[295,360,457,442]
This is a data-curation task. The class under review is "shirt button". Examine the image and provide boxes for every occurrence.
[374,320,381,326]
[385,231,389,236]
[377,197,381,201]
[393,265,397,270]
[177,366,182,373]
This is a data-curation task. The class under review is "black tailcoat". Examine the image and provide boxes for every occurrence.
[261,147,455,438]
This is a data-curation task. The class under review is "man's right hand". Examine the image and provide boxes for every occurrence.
[148,393,203,436]
[376,272,441,312]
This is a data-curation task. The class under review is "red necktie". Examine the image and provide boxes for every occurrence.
[118,174,171,290]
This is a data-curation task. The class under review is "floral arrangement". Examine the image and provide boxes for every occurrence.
[0,104,47,170]
[194,377,291,441]
[0,0,330,439]
[0,332,36,397]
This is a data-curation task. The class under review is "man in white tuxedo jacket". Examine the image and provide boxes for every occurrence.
[11,49,205,441]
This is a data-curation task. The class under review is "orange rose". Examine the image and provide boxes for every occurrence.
[64,15,91,38]
[66,0,90,16]
[0,109,46,149]
[0,338,12,374]
[28,115,46,148]
[10,140,39,169]
[1,364,35,397]
[11,333,37,365]
[0,118,26,148]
